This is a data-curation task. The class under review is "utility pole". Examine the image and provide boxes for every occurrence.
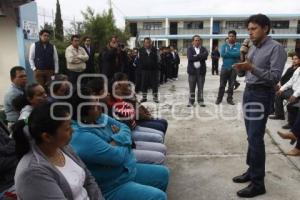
[52,9,55,39]
[108,0,112,10]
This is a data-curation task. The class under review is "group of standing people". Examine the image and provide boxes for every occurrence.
[186,14,289,198]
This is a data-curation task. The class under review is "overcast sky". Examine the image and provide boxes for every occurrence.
[35,0,300,29]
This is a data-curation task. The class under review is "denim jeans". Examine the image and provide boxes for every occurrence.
[104,164,169,200]
[137,119,168,133]
[243,86,275,186]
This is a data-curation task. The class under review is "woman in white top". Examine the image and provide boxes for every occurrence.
[12,102,104,200]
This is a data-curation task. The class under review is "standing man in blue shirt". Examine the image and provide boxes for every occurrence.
[216,30,240,105]
[233,14,287,198]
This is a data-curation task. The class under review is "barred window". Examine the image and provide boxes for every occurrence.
[225,21,246,29]
[143,22,162,30]
[184,21,204,29]
[271,21,289,29]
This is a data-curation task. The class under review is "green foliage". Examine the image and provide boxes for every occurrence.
[81,7,130,50]
[287,49,295,57]
[55,0,64,41]
[48,6,129,74]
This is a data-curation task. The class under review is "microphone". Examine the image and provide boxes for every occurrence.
[240,38,251,62]
[236,38,251,77]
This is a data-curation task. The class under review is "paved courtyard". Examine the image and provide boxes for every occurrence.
[141,57,300,200]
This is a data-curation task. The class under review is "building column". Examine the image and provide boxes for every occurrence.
[209,16,213,53]
[165,17,169,46]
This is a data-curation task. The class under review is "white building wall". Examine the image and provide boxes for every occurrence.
[0,6,20,103]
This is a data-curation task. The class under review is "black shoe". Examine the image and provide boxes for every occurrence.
[227,100,235,105]
[198,102,206,107]
[282,124,292,129]
[153,98,159,103]
[234,82,241,90]
[269,115,285,120]
[237,183,266,198]
[187,103,194,107]
[233,172,250,183]
[140,98,147,103]
[215,100,221,105]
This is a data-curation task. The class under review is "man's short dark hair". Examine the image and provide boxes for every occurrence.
[192,35,201,41]
[71,35,80,41]
[144,37,151,42]
[10,66,25,80]
[228,30,237,36]
[246,14,271,35]
[109,35,118,41]
[82,36,91,42]
[39,29,51,36]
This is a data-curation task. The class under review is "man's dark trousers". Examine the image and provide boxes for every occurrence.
[243,86,274,187]
[212,59,219,75]
[188,69,205,104]
[217,68,235,102]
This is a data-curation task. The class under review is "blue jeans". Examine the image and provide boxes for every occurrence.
[291,113,300,149]
[243,87,274,186]
[137,119,168,133]
[104,164,169,200]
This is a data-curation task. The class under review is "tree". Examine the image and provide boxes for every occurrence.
[54,0,64,41]
[81,7,130,51]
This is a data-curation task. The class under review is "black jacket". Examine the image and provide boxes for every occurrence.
[211,49,220,61]
[138,47,159,71]
[83,45,96,73]
[0,121,17,192]
[280,66,297,86]
[100,47,119,80]
[187,46,208,75]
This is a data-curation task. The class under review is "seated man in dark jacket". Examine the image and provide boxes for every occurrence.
[0,121,18,195]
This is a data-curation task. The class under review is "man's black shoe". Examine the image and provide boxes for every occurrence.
[215,100,221,105]
[153,98,159,103]
[140,98,147,103]
[234,82,241,90]
[232,172,250,183]
[269,115,285,120]
[282,124,292,129]
[198,102,206,107]
[237,183,266,198]
[187,103,194,107]
[227,100,235,105]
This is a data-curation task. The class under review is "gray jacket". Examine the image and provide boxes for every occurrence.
[15,143,104,200]
[4,83,24,122]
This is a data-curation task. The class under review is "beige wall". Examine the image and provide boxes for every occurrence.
[202,39,210,48]
[203,20,211,28]
[290,19,298,27]
[0,7,19,104]
[287,39,296,50]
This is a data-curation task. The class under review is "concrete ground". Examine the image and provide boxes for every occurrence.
[141,57,300,200]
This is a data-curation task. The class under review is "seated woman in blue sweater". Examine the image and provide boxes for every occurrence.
[69,88,169,200]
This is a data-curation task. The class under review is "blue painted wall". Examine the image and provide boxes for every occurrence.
[18,1,38,83]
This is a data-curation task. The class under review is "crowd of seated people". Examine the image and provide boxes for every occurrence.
[1,63,170,199]
[269,52,300,156]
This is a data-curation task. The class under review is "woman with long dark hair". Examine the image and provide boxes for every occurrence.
[12,102,103,200]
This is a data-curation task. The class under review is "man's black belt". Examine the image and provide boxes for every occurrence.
[246,84,273,91]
